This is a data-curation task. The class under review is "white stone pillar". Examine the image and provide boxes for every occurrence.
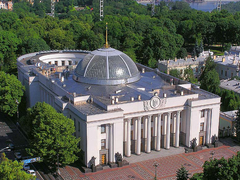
[137,116,141,155]
[156,113,162,151]
[175,111,180,147]
[147,115,151,153]
[206,109,212,144]
[126,118,131,157]
[109,124,113,162]
[166,112,171,149]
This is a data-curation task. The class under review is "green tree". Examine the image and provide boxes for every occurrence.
[0,71,25,116]
[200,69,220,94]
[190,151,240,180]
[21,102,80,169]
[184,66,198,84]
[169,69,181,79]
[0,153,35,180]
[176,165,189,180]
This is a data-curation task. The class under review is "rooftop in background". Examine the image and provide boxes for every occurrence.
[220,79,240,94]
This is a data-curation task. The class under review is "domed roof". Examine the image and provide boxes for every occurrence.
[73,47,140,85]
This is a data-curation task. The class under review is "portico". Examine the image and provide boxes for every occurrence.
[124,110,182,156]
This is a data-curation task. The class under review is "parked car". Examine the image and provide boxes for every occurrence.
[23,164,30,171]
[14,152,22,159]
[8,143,15,150]
[27,170,36,176]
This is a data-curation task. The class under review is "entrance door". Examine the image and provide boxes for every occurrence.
[101,154,106,164]
[199,136,204,146]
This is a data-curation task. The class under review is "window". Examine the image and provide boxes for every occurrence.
[49,61,51,64]
[101,125,106,134]
[225,71,227,77]
[78,122,80,132]
[101,139,106,149]
[200,122,204,131]
[231,72,233,78]
[62,61,65,66]
[69,61,72,65]
[221,70,223,75]
[55,61,58,65]
[201,110,205,118]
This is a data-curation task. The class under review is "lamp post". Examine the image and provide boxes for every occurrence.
[57,153,60,174]
[153,162,159,180]
[210,151,215,160]
[15,99,19,120]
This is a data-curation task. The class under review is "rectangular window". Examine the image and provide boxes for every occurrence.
[78,122,80,132]
[55,61,58,65]
[101,125,106,134]
[221,70,223,75]
[225,71,227,77]
[62,61,65,66]
[101,139,106,149]
[69,61,72,65]
[200,122,204,131]
[201,110,205,118]
[231,72,233,78]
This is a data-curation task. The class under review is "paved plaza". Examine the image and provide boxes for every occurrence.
[59,138,240,180]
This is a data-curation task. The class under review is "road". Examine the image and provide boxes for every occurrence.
[0,112,58,180]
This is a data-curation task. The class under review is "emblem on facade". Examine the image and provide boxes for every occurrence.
[143,96,167,111]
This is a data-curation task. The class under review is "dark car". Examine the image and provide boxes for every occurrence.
[8,143,15,150]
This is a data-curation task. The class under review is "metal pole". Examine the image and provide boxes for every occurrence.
[16,99,19,120]
[153,162,159,180]
[57,153,59,174]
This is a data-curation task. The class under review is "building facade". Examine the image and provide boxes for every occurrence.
[0,1,13,10]
[17,47,220,168]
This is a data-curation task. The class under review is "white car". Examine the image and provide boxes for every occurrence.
[27,170,36,176]
[14,152,22,159]
[23,164,30,170]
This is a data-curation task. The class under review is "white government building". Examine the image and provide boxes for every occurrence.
[17,46,220,167]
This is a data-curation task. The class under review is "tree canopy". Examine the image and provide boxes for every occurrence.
[0,71,25,116]
[20,102,80,169]
[0,153,35,180]
[191,151,240,180]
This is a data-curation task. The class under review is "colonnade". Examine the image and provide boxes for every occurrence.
[124,111,181,157]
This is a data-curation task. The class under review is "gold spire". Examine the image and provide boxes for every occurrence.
[105,22,109,48]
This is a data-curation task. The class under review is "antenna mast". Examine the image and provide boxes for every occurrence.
[100,0,104,21]
[217,0,221,11]
[51,0,55,17]
[152,0,155,16]
[105,23,109,48]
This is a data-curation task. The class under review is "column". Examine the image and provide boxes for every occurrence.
[126,119,131,157]
[134,119,138,153]
[143,116,148,151]
[175,111,180,147]
[156,113,162,151]
[146,115,151,153]
[166,112,171,150]
[109,124,113,162]
[162,114,167,148]
[153,115,158,149]
[136,117,141,155]
[206,109,212,144]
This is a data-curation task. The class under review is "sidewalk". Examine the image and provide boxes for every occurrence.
[59,138,239,180]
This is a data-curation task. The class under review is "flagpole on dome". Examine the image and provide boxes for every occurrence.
[105,22,109,48]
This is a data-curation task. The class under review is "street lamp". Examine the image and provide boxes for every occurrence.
[57,153,60,175]
[153,162,159,180]
[210,151,215,160]
[15,99,19,120]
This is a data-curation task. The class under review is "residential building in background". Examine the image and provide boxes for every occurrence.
[219,110,237,137]
[0,1,13,10]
